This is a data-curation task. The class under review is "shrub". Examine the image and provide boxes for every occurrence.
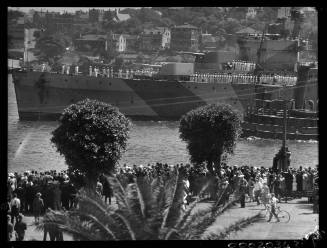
[51,99,131,188]
[179,103,242,175]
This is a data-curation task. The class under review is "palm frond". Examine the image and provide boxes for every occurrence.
[146,176,167,236]
[161,168,185,229]
[75,187,129,237]
[37,210,100,240]
[107,176,131,211]
[71,211,118,240]
[125,183,144,222]
[213,197,239,218]
[204,213,262,240]
[183,211,217,239]
[112,211,136,240]
[135,176,153,219]
[178,195,238,239]
[175,182,210,230]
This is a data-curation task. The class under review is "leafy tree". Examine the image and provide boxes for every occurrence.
[179,104,242,175]
[51,99,131,188]
[34,34,70,63]
[36,168,260,240]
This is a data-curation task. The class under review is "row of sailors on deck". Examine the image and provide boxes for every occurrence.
[227,60,256,72]
[53,65,297,85]
[190,73,297,85]
[57,65,156,79]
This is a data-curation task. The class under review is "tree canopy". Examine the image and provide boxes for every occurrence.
[34,34,71,63]
[179,103,242,175]
[51,99,131,187]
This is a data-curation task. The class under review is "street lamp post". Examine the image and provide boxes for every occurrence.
[272,99,291,172]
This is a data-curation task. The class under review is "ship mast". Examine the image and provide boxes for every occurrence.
[254,24,266,82]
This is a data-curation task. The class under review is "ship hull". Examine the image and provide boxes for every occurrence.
[11,71,317,121]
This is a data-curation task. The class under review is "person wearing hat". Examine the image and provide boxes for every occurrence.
[14,214,27,241]
[32,192,44,224]
[267,193,280,222]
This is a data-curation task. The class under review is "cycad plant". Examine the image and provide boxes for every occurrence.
[36,168,261,240]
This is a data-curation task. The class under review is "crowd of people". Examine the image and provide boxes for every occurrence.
[7,163,318,241]
[115,163,318,201]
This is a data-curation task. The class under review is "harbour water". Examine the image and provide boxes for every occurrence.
[8,75,318,173]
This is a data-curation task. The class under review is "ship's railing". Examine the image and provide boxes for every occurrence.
[33,64,297,86]
[189,73,297,86]
[34,64,158,79]
[85,66,159,79]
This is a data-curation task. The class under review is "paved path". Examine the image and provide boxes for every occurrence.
[15,197,317,241]
[226,198,318,240]
[20,215,73,241]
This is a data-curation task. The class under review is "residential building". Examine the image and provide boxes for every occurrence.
[301,7,317,19]
[170,24,200,52]
[74,33,126,53]
[49,13,75,33]
[74,34,108,52]
[123,34,140,52]
[140,27,170,51]
[89,8,100,22]
[200,33,217,51]
[75,10,89,20]
[33,11,75,33]
[277,7,292,19]
[8,23,25,49]
[246,7,257,19]
[108,34,126,52]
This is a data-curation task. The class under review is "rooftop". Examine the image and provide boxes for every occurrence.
[143,27,168,35]
[122,34,139,39]
[114,9,131,22]
[173,24,198,29]
[76,34,107,41]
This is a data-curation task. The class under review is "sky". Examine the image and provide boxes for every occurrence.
[8,7,140,13]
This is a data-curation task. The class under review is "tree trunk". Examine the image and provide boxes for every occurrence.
[85,175,97,191]
[214,154,222,178]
